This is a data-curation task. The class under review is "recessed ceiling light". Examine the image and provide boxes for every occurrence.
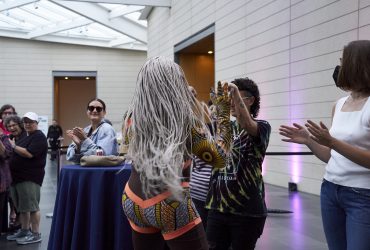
[64,77,68,80]
[208,50,213,54]
[85,77,90,80]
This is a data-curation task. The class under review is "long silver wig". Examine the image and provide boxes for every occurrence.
[125,56,208,200]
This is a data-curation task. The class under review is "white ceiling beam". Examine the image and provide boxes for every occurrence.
[0,29,27,39]
[109,36,134,47]
[36,34,146,50]
[109,5,144,19]
[139,6,152,20]
[50,0,147,43]
[28,17,93,38]
[115,42,146,50]
[0,29,146,50]
[0,14,30,28]
[62,0,170,7]
[0,0,39,11]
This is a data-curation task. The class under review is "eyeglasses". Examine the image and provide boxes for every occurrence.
[87,106,104,112]
[23,120,36,124]
[241,96,253,100]
[3,112,14,115]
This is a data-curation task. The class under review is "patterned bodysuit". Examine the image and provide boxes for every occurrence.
[122,82,231,239]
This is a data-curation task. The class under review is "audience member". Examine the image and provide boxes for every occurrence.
[280,40,370,250]
[0,104,17,136]
[188,85,213,230]
[0,127,12,233]
[205,78,271,250]
[66,98,118,163]
[6,112,48,245]
[0,105,18,232]
[46,119,63,161]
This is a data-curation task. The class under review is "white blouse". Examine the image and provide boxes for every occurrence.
[325,96,370,189]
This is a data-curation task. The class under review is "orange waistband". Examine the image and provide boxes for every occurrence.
[124,182,189,209]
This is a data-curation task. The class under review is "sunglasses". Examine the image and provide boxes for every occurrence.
[87,106,104,112]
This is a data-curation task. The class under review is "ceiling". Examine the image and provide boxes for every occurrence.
[0,0,170,51]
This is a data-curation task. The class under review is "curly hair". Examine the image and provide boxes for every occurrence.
[232,77,261,118]
[4,115,23,130]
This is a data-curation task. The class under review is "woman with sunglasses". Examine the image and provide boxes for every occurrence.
[66,98,118,163]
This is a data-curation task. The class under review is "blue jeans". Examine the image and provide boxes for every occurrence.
[321,179,370,250]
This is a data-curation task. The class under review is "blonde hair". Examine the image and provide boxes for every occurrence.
[125,56,208,200]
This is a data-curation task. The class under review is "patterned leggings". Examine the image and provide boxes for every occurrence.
[122,182,201,240]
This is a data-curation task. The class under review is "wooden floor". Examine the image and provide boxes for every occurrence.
[0,155,328,250]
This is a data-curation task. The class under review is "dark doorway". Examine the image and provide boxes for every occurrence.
[175,26,215,103]
[53,72,96,145]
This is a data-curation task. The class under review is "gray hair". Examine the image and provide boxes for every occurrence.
[125,56,209,200]
[4,115,23,130]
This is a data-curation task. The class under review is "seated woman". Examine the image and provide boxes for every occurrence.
[66,98,118,164]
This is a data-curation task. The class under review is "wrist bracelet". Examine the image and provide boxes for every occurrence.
[12,144,16,150]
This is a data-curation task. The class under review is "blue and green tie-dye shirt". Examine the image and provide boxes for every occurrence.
[205,120,271,216]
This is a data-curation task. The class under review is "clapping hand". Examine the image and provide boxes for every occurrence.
[72,127,87,141]
[66,130,81,146]
[305,120,333,147]
[279,123,310,145]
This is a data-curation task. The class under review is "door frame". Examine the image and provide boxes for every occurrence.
[52,71,97,120]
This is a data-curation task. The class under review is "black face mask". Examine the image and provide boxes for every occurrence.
[332,65,341,87]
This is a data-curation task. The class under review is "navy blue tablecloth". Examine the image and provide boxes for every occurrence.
[48,164,132,250]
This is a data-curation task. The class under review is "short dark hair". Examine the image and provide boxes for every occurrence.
[4,115,23,130]
[337,40,370,93]
[87,98,106,111]
[0,104,17,117]
[232,77,261,118]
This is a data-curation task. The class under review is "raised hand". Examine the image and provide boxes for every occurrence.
[210,81,231,152]
[279,123,310,145]
[66,130,81,146]
[227,82,239,99]
[72,127,87,141]
[305,120,333,147]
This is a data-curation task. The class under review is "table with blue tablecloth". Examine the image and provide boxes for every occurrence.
[48,164,132,250]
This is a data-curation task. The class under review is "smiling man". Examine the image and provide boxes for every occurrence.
[6,112,48,245]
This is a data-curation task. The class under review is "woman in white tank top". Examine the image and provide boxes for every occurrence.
[280,40,370,250]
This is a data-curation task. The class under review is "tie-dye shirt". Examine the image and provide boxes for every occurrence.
[205,120,271,216]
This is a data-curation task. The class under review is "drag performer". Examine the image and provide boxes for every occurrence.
[121,57,231,250]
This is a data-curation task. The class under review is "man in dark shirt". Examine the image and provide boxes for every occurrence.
[206,78,271,250]
[6,112,47,245]
[47,119,63,161]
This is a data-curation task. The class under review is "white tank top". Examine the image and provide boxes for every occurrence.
[325,96,370,188]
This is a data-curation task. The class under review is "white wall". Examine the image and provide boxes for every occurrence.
[0,37,146,132]
[147,0,370,195]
